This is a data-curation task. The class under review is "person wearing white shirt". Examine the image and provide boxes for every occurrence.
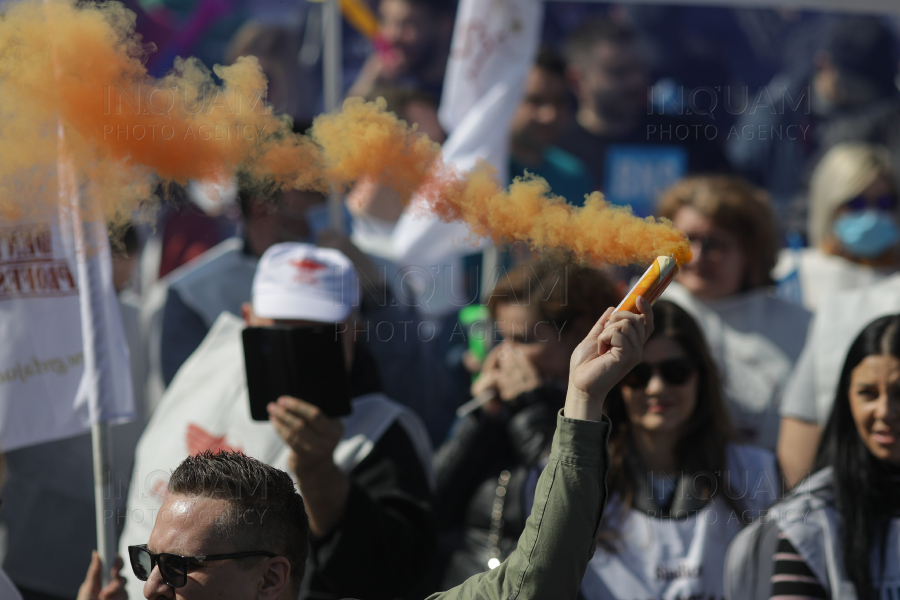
[774,143,900,311]
[576,301,779,600]
[658,175,810,451]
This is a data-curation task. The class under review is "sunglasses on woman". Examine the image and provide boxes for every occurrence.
[128,544,276,588]
[621,358,695,389]
[844,193,898,212]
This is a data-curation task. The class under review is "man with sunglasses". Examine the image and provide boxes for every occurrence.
[129,450,306,600]
[125,300,653,600]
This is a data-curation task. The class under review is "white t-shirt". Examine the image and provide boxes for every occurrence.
[662,283,811,450]
[773,247,896,311]
[581,445,778,600]
[780,273,900,425]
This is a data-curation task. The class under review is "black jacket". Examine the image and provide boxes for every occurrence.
[307,419,436,600]
[433,386,564,589]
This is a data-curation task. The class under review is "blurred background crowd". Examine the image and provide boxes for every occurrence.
[4,0,900,599]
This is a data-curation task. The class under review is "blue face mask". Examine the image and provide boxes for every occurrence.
[833,209,900,258]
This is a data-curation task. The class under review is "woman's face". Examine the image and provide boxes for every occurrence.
[848,353,900,465]
[672,206,748,300]
[620,336,698,436]
[494,303,576,382]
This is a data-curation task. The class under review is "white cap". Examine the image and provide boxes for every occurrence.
[252,243,360,322]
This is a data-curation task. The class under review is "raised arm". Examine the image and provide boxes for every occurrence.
[428,300,653,600]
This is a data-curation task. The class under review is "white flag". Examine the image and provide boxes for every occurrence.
[391,0,544,269]
[0,221,87,450]
[0,174,134,451]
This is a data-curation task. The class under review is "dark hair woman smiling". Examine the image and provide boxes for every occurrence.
[727,313,900,600]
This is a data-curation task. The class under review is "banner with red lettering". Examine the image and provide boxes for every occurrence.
[0,217,134,450]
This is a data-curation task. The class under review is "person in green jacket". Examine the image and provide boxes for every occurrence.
[114,299,652,600]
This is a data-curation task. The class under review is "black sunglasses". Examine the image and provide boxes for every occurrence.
[844,193,898,212]
[128,544,276,588]
[621,358,695,389]
[687,234,736,255]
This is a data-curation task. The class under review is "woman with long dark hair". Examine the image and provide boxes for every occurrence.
[727,314,900,599]
[579,300,779,599]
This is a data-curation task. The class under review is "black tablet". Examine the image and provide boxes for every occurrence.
[242,325,352,420]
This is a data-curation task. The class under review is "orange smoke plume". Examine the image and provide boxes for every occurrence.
[0,0,320,225]
[0,0,691,267]
[310,99,692,266]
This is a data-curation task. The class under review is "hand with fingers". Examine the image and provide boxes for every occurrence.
[267,396,350,536]
[471,342,543,407]
[564,297,655,422]
[77,552,127,600]
[494,343,543,400]
[267,396,344,475]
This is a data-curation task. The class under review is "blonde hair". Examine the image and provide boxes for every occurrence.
[807,143,895,248]
[658,175,779,290]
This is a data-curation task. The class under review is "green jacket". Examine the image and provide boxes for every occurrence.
[428,412,612,600]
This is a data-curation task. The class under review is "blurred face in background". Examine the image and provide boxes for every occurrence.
[246,190,328,257]
[830,175,900,261]
[673,206,747,300]
[494,303,576,383]
[379,0,443,77]
[572,40,648,122]
[510,66,571,158]
[834,175,897,220]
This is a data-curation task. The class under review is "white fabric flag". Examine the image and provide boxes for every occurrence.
[0,172,134,451]
[389,0,544,311]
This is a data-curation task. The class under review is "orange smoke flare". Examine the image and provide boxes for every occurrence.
[0,0,691,268]
[614,256,679,314]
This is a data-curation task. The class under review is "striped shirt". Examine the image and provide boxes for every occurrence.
[769,533,827,599]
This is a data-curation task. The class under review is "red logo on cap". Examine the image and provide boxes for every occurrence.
[291,258,327,284]
[186,423,242,456]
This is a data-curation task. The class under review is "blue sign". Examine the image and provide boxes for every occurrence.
[603,145,688,217]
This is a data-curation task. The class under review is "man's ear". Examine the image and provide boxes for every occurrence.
[257,556,292,600]
[241,302,254,326]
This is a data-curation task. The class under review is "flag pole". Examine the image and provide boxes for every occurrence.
[91,423,117,585]
[323,0,345,232]
[56,137,121,586]
[47,1,127,577]
[55,143,120,586]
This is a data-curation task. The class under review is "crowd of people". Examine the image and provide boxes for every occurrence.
[4,1,900,599]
